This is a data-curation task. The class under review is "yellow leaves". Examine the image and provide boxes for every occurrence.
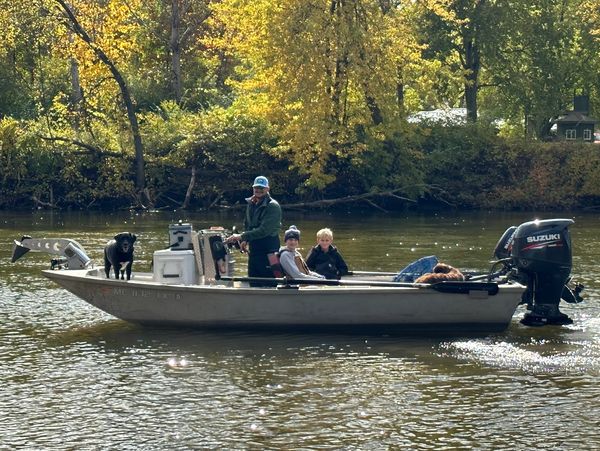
[0,1,59,56]
[0,6,17,55]
[43,0,150,121]
[211,0,436,188]
[55,0,145,62]
[209,0,274,60]
[103,1,146,59]
[580,0,600,37]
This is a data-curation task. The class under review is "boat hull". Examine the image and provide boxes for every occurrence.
[43,269,525,333]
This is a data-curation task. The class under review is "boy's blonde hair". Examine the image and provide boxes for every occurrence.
[316,228,333,240]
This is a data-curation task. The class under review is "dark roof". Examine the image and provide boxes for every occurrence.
[555,111,597,124]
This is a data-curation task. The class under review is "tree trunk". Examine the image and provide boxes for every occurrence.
[464,77,478,123]
[463,37,480,123]
[329,0,348,125]
[170,0,183,104]
[181,165,196,209]
[396,79,404,113]
[55,0,151,208]
[69,59,83,105]
[332,55,348,125]
[69,50,83,132]
[538,119,553,140]
[365,94,383,125]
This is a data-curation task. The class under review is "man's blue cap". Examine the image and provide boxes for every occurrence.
[252,176,269,188]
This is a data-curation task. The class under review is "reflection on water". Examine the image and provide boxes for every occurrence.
[1,210,600,448]
[442,332,600,375]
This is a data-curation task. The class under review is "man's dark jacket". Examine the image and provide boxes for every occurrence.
[241,194,282,279]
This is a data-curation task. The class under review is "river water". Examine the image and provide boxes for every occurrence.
[1,210,599,449]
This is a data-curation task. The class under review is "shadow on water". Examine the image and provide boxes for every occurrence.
[40,318,584,371]
[46,319,444,351]
[41,321,502,375]
[44,315,527,350]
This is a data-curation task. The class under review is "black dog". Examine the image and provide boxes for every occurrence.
[104,232,136,280]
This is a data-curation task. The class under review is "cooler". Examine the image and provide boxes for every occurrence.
[153,249,197,285]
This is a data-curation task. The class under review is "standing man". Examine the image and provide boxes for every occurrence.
[226,176,282,282]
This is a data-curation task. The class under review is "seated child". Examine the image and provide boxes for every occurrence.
[279,226,325,280]
[305,227,349,280]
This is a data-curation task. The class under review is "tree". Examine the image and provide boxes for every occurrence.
[573,0,600,117]
[53,0,151,207]
[485,0,596,139]
[414,0,506,122]
[122,0,215,107]
[211,0,431,190]
[0,1,69,119]
[172,106,281,208]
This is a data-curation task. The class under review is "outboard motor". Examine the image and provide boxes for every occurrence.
[493,226,517,260]
[507,219,576,326]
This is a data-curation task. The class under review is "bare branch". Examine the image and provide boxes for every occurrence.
[40,136,128,159]
[32,195,59,209]
[364,198,389,213]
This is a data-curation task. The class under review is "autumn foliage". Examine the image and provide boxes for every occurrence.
[0,0,599,210]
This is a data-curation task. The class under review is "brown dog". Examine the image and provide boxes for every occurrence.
[415,262,464,284]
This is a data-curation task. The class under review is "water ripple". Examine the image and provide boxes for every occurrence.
[3,211,600,448]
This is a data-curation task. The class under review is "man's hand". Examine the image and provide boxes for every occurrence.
[240,241,248,253]
[225,233,242,244]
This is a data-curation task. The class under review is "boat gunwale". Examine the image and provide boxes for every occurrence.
[39,268,526,332]
[41,268,526,295]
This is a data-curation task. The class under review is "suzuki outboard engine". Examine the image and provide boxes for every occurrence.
[497,219,576,326]
[493,226,517,260]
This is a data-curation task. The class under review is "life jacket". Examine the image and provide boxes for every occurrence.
[293,254,311,275]
[277,248,310,277]
[267,252,284,278]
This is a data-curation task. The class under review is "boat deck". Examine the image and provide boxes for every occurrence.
[83,267,397,289]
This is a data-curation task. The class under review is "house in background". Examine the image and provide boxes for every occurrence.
[555,95,597,142]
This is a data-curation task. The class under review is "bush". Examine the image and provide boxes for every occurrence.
[3,110,600,211]
[0,118,66,208]
[418,122,600,210]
